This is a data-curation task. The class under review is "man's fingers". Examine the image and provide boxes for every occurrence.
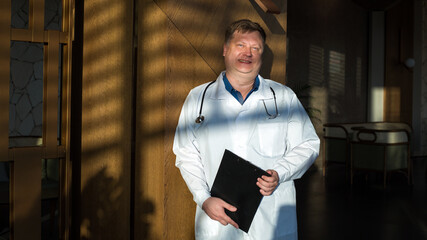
[257,178,276,189]
[229,220,239,229]
[222,202,237,212]
[203,197,239,228]
[261,172,278,182]
[257,170,279,196]
[260,188,273,196]
[261,175,274,183]
[218,200,239,228]
[223,215,239,229]
[219,219,228,226]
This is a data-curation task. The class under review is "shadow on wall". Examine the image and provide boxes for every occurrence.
[80,167,157,240]
[260,45,274,79]
[248,0,286,35]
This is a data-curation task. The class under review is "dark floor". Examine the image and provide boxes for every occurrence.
[1,158,426,240]
[296,156,427,240]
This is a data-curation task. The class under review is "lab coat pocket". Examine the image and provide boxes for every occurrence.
[253,122,286,158]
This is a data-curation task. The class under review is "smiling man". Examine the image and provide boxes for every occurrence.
[223,29,263,97]
[173,19,320,240]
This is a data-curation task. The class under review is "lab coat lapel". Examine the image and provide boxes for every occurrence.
[253,75,275,101]
[240,77,276,157]
[211,72,229,100]
[205,74,241,153]
[207,74,276,158]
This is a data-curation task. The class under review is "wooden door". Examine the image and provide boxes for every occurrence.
[384,0,413,124]
[0,0,73,239]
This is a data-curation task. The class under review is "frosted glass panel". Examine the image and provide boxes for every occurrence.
[11,0,29,29]
[9,41,44,145]
[45,0,63,30]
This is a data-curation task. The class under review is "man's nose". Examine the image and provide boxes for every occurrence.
[244,47,252,56]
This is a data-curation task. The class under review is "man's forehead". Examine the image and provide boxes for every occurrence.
[233,30,260,36]
[231,31,264,41]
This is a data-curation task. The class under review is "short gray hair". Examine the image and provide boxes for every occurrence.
[224,19,266,44]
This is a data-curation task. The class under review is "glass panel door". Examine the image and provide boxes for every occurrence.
[1,0,73,239]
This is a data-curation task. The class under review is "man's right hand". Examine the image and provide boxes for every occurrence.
[202,197,239,229]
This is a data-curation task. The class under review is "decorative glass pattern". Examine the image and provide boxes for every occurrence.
[11,0,29,29]
[9,41,44,139]
[45,0,63,30]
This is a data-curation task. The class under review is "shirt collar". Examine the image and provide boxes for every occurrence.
[223,73,260,91]
[212,72,273,101]
[223,73,260,103]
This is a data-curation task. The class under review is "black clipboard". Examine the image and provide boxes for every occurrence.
[210,149,270,233]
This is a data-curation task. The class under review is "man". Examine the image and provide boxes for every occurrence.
[173,19,320,240]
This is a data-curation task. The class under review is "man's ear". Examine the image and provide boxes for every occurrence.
[223,43,228,57]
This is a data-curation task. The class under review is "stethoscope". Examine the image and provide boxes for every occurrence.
[195,80,279,123]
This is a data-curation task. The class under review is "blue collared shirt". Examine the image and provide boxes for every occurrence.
[223,73,260,105]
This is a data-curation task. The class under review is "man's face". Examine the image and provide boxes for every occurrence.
[223,31,264,79]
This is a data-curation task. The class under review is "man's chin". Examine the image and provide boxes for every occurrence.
[235,71,259,81]
[236,68,260,76]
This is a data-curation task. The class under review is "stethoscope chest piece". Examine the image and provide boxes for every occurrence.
[195,115,204,124]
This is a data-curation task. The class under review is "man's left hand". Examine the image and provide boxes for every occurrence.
[256,170,279,196]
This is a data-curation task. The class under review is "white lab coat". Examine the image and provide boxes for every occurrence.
[173,72,320,240]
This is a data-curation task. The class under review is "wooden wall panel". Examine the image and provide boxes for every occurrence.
[164,21,219,240]
[80,0,133,238]
[135,1,168,239]
[0,0,10,161]
[13,149,42,240]
[155,0,287,81]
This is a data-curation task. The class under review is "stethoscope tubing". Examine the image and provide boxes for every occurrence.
[195,80,216,123]
[195,80,278,124]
